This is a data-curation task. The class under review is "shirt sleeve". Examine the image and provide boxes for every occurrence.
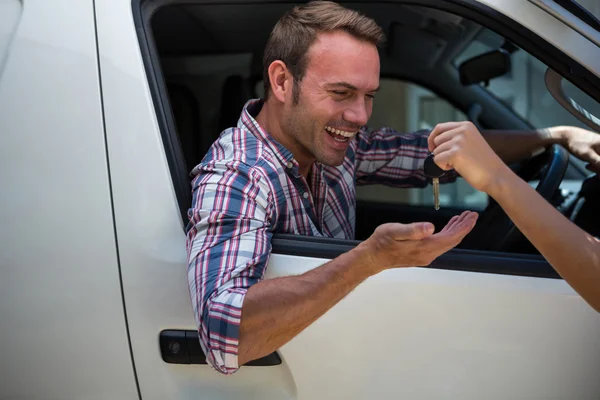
[185,159,274,374]
[353,127,457,187]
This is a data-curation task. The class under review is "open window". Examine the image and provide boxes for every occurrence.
[136,1,600,270]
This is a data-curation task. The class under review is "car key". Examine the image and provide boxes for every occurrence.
[423,153,445,210]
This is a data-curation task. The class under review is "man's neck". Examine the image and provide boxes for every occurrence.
[255,99,313,178]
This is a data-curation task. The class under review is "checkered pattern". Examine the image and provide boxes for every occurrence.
[186,98,455,374]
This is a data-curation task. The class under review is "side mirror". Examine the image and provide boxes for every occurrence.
[458,49,511,86]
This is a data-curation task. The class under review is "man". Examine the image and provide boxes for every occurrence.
[186,1,600,374]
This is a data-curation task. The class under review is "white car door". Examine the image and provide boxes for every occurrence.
[96,0,600,399]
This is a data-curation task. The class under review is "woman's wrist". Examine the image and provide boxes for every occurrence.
[485,163,517,201]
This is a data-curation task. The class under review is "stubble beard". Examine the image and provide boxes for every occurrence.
[286,90,345,167]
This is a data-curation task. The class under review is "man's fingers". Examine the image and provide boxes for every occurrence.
[428,122,464,152]
[440,215,460,233]
[388,222,435,241]
[418,213,477,265]
[440,210,473,232]
[437,211,478,239]
[440,211,473,232]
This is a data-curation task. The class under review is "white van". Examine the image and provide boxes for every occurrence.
[2,0,600,399]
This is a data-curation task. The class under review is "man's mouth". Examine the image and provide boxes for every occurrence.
[324,126,358,143]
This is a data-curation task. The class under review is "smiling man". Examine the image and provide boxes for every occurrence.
[185,1,477,375]
[184,1,599,375]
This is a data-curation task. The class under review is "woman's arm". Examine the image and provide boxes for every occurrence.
[489,166,600,312]
[428,121,600,312]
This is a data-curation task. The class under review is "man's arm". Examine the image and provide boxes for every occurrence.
[188,159,478,373]
[187,160,275,374]
[238,241,372,365]
[238,212,478,365]
[428,121,600,312]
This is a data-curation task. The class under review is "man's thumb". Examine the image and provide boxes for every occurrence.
[391,222,435,241]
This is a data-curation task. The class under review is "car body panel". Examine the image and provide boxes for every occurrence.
[0,0,139,398]
[267,255,600,399]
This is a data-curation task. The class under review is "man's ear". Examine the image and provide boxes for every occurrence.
[267,60,292,103]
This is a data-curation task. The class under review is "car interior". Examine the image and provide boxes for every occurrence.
[147,2,600,256]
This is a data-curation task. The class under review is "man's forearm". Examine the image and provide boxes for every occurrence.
[489,167,600,312]
[238,244,374,365]
[482,127,565,165]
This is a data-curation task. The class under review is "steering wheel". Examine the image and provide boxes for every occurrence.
[462,144,569,252]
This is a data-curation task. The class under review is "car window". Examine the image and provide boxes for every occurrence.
[455,30,600,177]
[355,79,489,211]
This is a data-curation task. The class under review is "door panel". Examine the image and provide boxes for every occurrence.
[267,253,600,399]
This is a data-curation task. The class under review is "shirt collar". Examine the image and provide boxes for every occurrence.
[239,98,300,174]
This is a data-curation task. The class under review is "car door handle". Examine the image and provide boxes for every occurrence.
[159,330,282,366]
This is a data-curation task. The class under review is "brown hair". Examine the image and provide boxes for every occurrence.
[262,1,385,102]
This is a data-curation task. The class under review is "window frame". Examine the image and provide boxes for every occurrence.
[550,0,600,32]
[133,0,600,278]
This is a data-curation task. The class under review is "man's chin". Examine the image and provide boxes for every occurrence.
[317,153,346,167]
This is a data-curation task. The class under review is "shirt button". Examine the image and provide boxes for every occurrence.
[287,161,293,169]
[303,192,309,199]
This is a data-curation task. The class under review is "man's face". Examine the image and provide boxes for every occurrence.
[281,31,380,167]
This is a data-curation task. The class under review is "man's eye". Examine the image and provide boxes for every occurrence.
[332,91,349,96]
[366,94,376,100]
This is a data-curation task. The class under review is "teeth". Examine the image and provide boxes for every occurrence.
[325,126,357,138]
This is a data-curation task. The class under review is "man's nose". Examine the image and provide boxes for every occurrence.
[343,99,369,127]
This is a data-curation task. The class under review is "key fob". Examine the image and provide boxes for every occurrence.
[424,153,445,178]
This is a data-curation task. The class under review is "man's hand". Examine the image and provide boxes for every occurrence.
[361,210,478,274]
[427,121,509,193]
[551,126,600,173]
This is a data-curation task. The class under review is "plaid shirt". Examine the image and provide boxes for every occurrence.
[186,99,455,374]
